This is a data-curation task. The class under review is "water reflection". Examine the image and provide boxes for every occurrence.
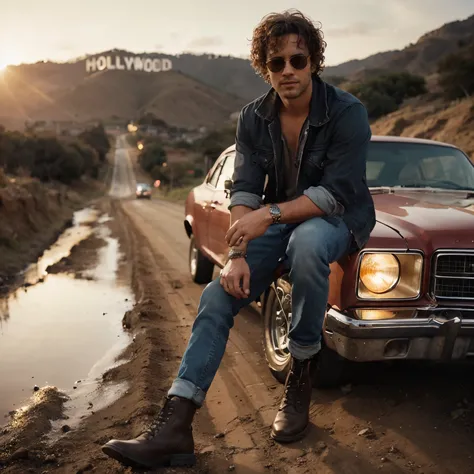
[0,208,134,424]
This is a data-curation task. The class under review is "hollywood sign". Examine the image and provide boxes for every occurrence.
[86,55,172,73]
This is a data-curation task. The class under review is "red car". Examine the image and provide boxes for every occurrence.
[184,136,474,387]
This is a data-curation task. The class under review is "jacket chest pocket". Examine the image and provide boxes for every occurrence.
[302,145,327,180]
[252,150,274,172]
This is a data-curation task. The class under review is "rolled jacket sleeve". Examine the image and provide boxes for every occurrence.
[304,103,371,215]
[303,186,344,216]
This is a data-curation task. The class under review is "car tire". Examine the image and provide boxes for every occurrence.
[263,277,347,388]
[189,235,214,284]
[262,278,292,384]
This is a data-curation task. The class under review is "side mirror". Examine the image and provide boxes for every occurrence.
[224,179,233,197]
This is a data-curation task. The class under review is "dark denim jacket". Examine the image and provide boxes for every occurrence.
[229,76,376,249]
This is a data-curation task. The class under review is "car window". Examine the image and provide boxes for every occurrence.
[216,153,235,189]
[207,159,224,188]
[366,161,385,181]
[366,142,474,190]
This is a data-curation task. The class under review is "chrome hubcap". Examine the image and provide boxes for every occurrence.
[190,244,198,276]
[270,284,292,364]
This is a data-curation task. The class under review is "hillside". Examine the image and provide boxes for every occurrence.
[324,14,474,79]
[371,96,474,160]
[0,68,246,129]
[0,13,472,129]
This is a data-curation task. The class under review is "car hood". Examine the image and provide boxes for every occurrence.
[372,191,474,251]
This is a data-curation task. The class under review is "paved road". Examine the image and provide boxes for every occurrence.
[108,135,136,199]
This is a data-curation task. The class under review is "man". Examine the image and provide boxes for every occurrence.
[102,9,375,469]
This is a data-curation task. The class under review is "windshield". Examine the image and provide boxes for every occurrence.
[366,142,474,191]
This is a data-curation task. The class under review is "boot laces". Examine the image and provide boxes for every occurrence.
[144,400,174,439]
[282,365,306,410]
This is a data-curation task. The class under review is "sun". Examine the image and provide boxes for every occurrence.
[0,52,21,71]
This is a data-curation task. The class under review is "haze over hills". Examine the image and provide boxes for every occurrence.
[0,13,472,130]
[324,14,474,78]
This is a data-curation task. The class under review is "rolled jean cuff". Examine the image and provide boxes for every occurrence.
[288,339,321,360]
[168,378,206,407]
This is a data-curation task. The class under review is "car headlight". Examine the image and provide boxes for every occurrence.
[357,252,423,300]
[359,253,400,294]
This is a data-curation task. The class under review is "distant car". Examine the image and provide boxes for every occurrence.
[184,136,474,388]
[136,183,152,199]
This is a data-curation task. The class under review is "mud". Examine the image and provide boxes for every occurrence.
[2,138,474,474]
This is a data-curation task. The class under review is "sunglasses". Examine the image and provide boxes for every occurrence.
[266,54,309,73]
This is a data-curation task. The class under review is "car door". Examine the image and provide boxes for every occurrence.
[206,152,236,267]
[191,154,226,258]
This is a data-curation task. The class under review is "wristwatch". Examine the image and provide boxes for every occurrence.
[268,203,282,224]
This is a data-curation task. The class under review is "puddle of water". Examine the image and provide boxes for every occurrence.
[0,210,134,426]
[22,207,100,285]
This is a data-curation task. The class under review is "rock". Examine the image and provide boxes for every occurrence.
[44,454,56,463]
[358,427,376,439]
[314,441,327,454]
[389,445,399,454]
[33,385,40,392]
[228,465,236,471]
[200,445,216,454]
[381,457,388,463]
[73,386,77,390]
[214,432,225,439]
[61,425,71,433]
[76,463,93,473]
[9,447,29,461]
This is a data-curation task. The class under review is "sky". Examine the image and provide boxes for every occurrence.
[0,0,473,69]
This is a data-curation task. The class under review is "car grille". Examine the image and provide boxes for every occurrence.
[433,252,474,300]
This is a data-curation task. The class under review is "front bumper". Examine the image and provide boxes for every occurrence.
[324,308,474,362]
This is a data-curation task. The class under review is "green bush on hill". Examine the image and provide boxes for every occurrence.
[348,72,427,119]
[438,38,474,100]
[0,124,104,184]
[138,141,167,173]
[78,124,111,161]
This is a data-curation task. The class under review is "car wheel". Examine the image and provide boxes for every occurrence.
[189,235,214,284]
[262,278,292,384]
[263,276,347,388]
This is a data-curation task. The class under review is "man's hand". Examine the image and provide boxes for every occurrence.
[220,258,251,299]
[225,207,271,247]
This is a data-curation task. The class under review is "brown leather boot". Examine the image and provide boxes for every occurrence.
[102,396,198,468]
[270,357,312,443]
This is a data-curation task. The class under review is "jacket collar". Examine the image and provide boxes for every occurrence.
[255,75,330,127]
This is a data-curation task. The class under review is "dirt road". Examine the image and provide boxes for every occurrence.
[2,137,474,473]
[119,139,474,474]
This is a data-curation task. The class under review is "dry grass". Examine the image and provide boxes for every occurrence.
[372,97,474,160]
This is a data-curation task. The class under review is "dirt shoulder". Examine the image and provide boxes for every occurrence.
[0,167,110,294]
[2,193,474,472]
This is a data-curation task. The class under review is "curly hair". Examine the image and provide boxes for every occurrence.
[250,9,327,83]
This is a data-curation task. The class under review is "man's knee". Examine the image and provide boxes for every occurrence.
[287,218,330,264]
[196,278,235,326]
[287,217,350,267]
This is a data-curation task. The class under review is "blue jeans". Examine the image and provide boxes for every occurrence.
[169,216,352,407]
